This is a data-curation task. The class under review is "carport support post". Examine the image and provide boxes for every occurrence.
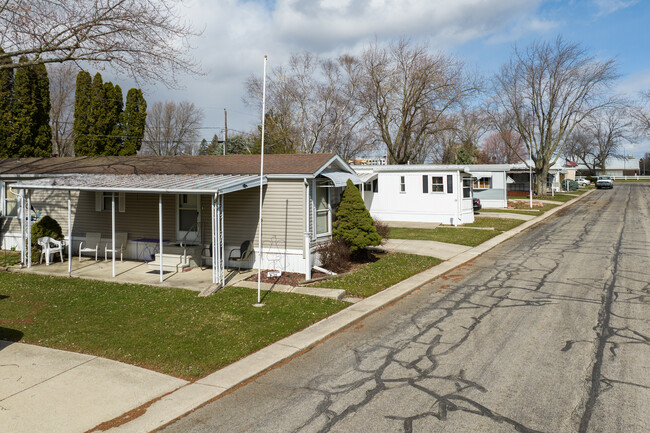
[111,192,116,278]
[26,191,31,268]
[68,191,71,277]
[159,194,163,283]
[19,191,24,267]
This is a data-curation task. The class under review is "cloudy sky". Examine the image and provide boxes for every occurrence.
[118,0,650,157]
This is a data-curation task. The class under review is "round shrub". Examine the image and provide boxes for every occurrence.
[30,215,63,261]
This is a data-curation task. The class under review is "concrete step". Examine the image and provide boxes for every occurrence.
[147,253,191,272]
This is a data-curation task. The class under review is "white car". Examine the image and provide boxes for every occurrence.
[576,178,591,187]
[596,176,614,189]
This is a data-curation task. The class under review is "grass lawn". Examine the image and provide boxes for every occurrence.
[311,252,441,298]
[464,217,525,231]
[388,226,503,247]
[0,250,20,267]
[0,272,347,379]
[532,194,575,202]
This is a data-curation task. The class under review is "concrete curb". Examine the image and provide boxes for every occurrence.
[103,190,594,433]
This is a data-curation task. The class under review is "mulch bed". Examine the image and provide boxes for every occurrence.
[246,270,328,286]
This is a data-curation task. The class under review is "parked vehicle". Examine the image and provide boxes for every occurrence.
[576,177,591,187]
[596,176,614,189]
[473,197,482,211]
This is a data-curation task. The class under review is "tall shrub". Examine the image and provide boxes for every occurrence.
[332,179,382,253]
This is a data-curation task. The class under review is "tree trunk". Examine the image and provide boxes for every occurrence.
[536,167,549,195]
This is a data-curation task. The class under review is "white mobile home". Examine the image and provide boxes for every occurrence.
[466,164,510,209]
[354,165,475,226]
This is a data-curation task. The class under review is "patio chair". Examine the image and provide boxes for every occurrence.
[105,232,128,261]
[79,232,101,262]
[228,240,254,272]
[37,237,64,265]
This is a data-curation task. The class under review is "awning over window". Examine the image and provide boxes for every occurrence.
[319,169,362,187]
[356,172,378,183]
[11,173,267,195]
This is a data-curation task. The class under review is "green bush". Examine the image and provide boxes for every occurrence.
[332,180,381,253]
[30,216,63,261]
[564,179,579,191]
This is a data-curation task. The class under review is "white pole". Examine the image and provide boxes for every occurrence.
[221,195,225,287]
[68,191,72,277]
[111,192,116,277]
[19,191,24,267]
[26,192,31,268]
[159,194,163,283]
[529,149,533,209]
[211,194,216,284]
[256,55,267,307]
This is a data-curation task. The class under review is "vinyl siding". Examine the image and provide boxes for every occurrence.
[221,180,305,250]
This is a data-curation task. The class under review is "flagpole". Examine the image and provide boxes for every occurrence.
[255,55,267,307]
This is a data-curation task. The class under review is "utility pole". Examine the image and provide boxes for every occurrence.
[224,109,228,155]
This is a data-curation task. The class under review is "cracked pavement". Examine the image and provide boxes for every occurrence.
[161,184,649,433]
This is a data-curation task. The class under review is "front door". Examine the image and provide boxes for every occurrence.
[177,194,200,244]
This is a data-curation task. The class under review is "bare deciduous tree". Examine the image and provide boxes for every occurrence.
[489,37,618,194]
[49,63,77,156]
[359,38,480,164]
[478,130,526,164]
[0,0,199,86]
[142,101,204,155]
[632,90,650,136]
[245,52,366,159]
[567,106,631,174]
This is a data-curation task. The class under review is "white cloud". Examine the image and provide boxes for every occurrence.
[128,0,554,134]
[593,0,639,15]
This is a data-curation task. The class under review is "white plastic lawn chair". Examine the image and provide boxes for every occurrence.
[37,236,64,265]
[79,232,101,262]
[105,232,128,261]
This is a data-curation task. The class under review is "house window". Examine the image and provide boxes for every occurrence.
[3,182,18,217]
[431,176,444,192]
[447,175,453,194]
[463,178,472,198]
[96,192,126,212]
[400,176,406,193]
[473,177,491,189]
[315,186,330,236]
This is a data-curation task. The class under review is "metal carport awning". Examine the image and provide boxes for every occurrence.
[319,169,362,187]
[12,173,267,287]
[11,173,267,194]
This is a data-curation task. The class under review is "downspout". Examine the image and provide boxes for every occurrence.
[304,178,311,280]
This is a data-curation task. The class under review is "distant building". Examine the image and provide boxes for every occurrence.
[349,157,387,166]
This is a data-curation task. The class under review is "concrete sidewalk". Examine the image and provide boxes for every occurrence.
[381,238,471,260]
[3,190,594,433]
[0,341,186,433]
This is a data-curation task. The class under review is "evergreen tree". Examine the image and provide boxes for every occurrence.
[73,71,92,155]
[209,134,219,154]
[198,138,209,155]
[332,179,382,253]
[33,63,52,157]
[10,56,38,157]
[102,82,124,155]
[87,72,107,155]
[0,49,14,158]
[121,88,147,155]
[455,147,475,164]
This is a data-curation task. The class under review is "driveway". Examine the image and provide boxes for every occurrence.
[0,341,186,433]
[160,184,650,433]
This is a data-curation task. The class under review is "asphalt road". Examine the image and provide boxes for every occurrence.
[161,184,650,433]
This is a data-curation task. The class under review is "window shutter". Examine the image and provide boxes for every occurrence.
[447,175,453,194]
[422,175,428,193]
[95,192,103,211]
[119,192,126,213]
